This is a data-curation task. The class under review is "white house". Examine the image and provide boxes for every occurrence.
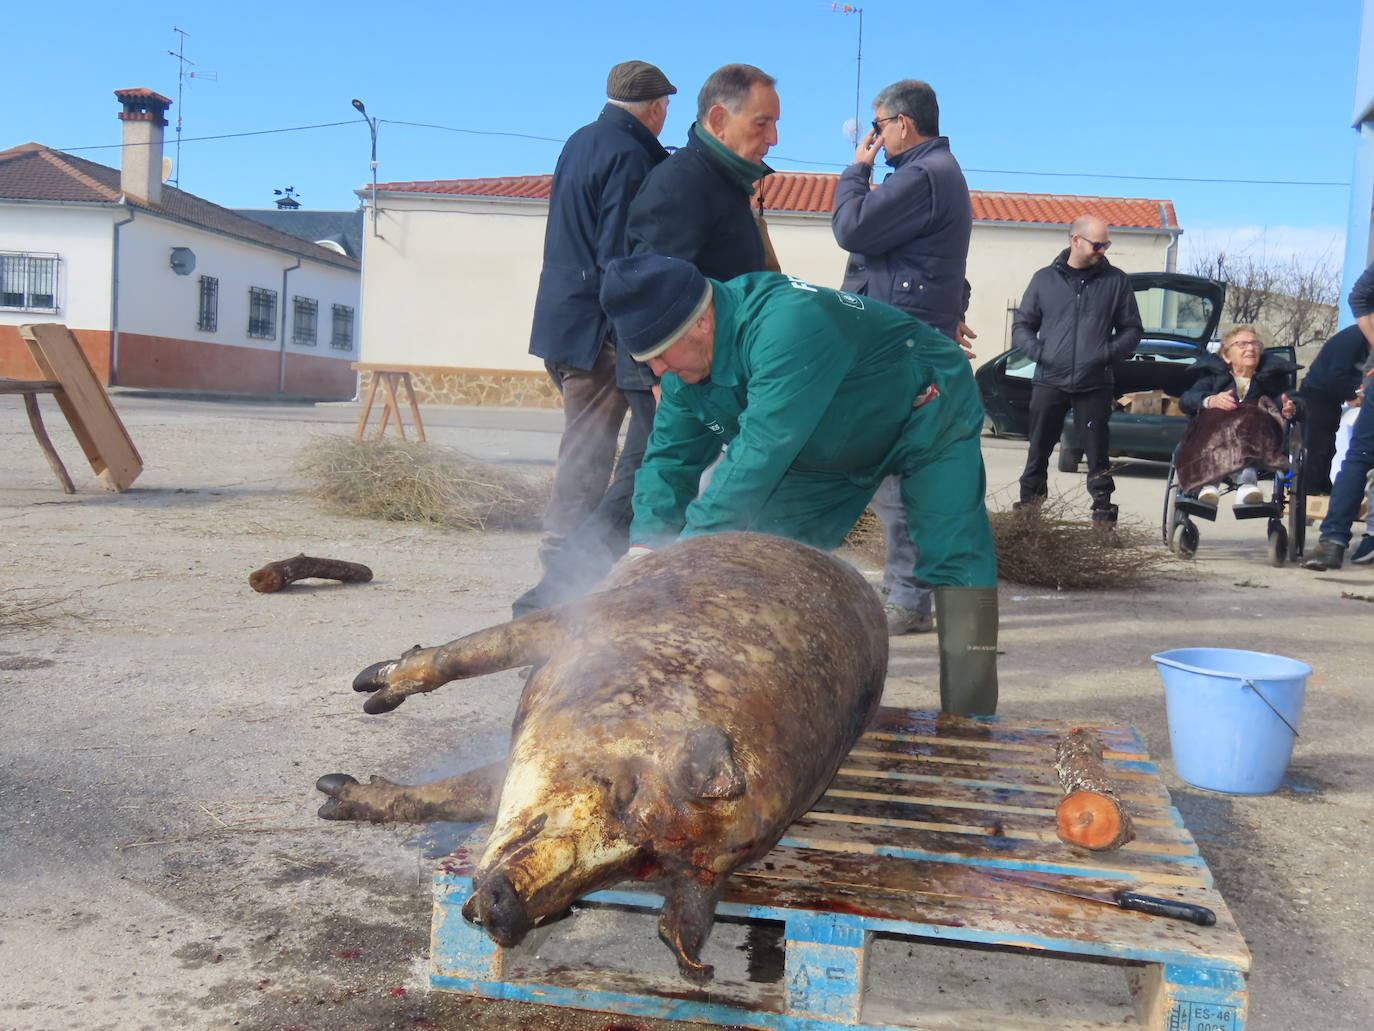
[354,172,1181,406]
[0,88,360,399]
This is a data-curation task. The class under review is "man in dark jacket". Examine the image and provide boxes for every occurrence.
[626,63,778,281]
[513,61,676,617]
[1306,261,1374,570]
[1296,323,1370,495]
[1013,216,1143,525]
[832,78,972,636]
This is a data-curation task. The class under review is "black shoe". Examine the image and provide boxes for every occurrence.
[1303,539,1345,571]
[1352,535,1374,565]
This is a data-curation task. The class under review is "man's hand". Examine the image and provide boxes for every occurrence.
[853,129,881,167]
[1207,390,1239,411]
[1281,393,1296,419]
[955,322,977,359]
[612,545,653,574]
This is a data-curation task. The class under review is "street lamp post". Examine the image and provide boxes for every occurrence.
[351,98,379,237]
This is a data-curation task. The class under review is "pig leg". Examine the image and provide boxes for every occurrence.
[657,873,724,985]
[353,609,560,714]
[315,760,504,824]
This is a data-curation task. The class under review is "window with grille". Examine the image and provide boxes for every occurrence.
[0,252,60,311]
[248,286,277,339]
[292,296,318,346]
[330,304,355,351]
[197,275,218,331]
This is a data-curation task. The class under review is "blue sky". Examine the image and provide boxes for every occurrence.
[9,0,1363,269]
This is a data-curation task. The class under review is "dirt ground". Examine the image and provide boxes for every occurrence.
[1,393,1370,1031]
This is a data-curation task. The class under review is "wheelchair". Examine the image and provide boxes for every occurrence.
[1161,419,1307,566]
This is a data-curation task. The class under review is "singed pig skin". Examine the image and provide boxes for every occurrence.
[319,532,888,983]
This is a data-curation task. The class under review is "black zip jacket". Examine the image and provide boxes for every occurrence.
[1011,250,1143,392]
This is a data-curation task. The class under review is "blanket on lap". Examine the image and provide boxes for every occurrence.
[1176,398,1289,497]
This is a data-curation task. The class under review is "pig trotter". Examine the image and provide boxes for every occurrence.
[657,877,721,985]
[315,764,504,823]
[352,645,432,714]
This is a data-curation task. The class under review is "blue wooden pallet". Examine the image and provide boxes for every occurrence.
[430,709,1250,1030]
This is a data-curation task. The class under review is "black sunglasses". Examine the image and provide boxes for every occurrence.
[871,115,901,134]
[1078,236,1112,253]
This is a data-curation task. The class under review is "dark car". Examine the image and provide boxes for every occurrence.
[974,272,1257,469]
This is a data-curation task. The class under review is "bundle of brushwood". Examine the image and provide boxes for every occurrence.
[297,437,549,532]
[990,497,1184,590]
[1054,728,1135,851]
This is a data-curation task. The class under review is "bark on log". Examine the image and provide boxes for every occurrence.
[1054,728,1136,851]
[249,554,374,593]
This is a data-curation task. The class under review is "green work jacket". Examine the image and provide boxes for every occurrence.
[631,272,985,547]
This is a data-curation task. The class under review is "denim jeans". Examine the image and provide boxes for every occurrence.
[1318,398,1374,547]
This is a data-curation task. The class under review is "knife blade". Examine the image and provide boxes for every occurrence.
[985,870,1216,926]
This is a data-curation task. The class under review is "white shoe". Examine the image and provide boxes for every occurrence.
[1196,484,1220,506]
[1235,483,1263,506]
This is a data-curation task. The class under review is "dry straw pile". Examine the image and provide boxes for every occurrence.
[846,498,1184,591]
[990,498,1185,590]
[297,437,550,531]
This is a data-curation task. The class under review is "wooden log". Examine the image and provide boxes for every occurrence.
[1054,728,1136,851]
[248,554,374,593]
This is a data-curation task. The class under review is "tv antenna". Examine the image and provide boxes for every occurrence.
[166,26,217,188]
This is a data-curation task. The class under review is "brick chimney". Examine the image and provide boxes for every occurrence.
[114,88,172,204]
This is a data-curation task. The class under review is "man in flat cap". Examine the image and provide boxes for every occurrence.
[513,60,676,617]
[601,254,999,717]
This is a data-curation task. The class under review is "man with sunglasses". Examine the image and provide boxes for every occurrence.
[1012,215,1143,528]
[831,79,973,637]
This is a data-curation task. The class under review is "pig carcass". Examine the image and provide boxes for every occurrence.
[316,531,887,983]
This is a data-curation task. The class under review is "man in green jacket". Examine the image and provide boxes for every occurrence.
[599,254,999,715]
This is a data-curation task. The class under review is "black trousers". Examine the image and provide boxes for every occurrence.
[1299,386,1342,495]
[513,386,657,616]
[1019,384,1116,510]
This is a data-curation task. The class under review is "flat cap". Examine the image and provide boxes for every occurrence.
[606,60,677,103]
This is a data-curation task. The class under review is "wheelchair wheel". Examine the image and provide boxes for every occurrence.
[1170,518,1199,558]
[1286,429,1307,561]
[1267,525,1288,567]
[1161,452,1181,545]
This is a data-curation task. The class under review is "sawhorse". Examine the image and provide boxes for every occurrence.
[352,364,427,443]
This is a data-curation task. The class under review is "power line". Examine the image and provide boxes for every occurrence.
[55,120,358,152]
[49,117,1352,189]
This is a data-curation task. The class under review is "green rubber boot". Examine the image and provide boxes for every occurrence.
[933,586,999,716]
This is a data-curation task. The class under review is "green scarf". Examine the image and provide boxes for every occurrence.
[690,122,773,195]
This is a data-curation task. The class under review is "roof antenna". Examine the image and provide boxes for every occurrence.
[166,26,217,188]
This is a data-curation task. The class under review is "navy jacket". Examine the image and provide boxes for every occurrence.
[1349,261,1374,319]
[1012,251,1143,393]
[1300,324,1370,401]
[1180,350,1299,416]
[832,136,972,339]
[528,104,669,370]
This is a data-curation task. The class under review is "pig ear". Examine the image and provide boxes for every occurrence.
[679,726,746,801]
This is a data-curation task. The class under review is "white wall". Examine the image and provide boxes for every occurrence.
[117,215,359,354]
[359,195,1176,374]
[360,194,547,371]
[0,204,116,329]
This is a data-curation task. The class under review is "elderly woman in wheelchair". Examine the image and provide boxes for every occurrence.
[1176,325,1299,509]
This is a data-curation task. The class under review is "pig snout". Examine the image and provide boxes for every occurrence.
[462,871,532,946]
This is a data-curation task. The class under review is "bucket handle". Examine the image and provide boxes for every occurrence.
[1243,678,1300,739]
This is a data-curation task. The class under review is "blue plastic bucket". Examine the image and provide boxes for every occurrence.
[1151,648,1310,795]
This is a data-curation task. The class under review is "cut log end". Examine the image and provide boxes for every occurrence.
[1056,789,1136,851]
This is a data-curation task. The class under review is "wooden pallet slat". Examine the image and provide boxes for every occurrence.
[430,708,1252,1031]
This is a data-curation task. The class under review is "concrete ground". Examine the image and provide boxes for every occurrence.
[0,393,1369,1031]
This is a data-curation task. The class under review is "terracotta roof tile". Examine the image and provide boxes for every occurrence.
[375,171,1178,230]
[0,144,358,269]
